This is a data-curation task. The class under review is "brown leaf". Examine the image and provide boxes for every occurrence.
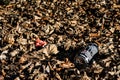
[5,34,15,44]
[70,20,77,26]
[14,77,20,80]
[43,44,59,55]
[10,49,19,57]
[64,39,71,50]
[60,62,74,68]
[17,38,27,45]
[34,73,47,80]
[55,72,62,80]
[115,25,120,30]
[59,58,74,69]
[113,5,120,8]
[92,62,103,74]
[19,56,27,64]
[80,72,91,80]
[2,69,6,76]
[89,32,100,37]
[108,71,115,75]
[20,62,32,73]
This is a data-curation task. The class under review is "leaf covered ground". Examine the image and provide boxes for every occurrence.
[0,0,120,80]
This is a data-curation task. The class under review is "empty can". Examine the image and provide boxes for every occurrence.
[74,43,98,66]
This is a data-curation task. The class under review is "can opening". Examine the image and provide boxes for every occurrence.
[74,56,85,65]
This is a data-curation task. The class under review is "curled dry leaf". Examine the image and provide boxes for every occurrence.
[4,34,15,44]
[28,64,34,73]
[115,25,120,30]
[45,65,50,73]
[109,28,115,33]
[70,20,77,26]
[108,44,114,52]
[1,50,8,54]
[66,27,74,35]
[64,39,71,50]
[59,58,74,69]
[92,62,103,74]
[55,72,62,80]
[30,33,39,40]
[42,25,54,35]
[0,54,6,60]
[17,38,27,45]
[54,22,61,30]
[47,36,54,43]
[10,49,19,57]
[89,32,100,37]
[19,56,27,64]
[57,36,63,43]
[20,62,32,72]
[108,71,115,75]
[2,69,6,76]
[14,77,20,80]
[60,62,74,69]
[105,61,111,67]
[34,73,47,80]
[80,72,91,80]
[102,57,111,63]
[113,4,120,8]
[43,44,59,55]
[102,57,112,67]
[118,65,120,70]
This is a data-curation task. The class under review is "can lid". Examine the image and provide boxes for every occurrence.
[74,56,88,69]
[74,55,87,65]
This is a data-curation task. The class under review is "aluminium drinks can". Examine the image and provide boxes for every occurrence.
[74,43,98,66]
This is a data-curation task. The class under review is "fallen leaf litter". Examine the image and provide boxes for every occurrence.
[0,0,120,80]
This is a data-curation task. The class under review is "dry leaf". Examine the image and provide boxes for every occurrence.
[19,56,27,64]
[108,71,115,75]
[113,5,120,8]
[41,44,59,58]
[14,77,20,80]
[20,62,32,72]
[109,44,114,52]
[10,49,19,57]
[60,62,74,68]
[1,50,8,54]
[55,72,62,80]
[110,28,115,33]
[80,72,91,80]
[59,58,74,68]
[5,34,15,44]
[93,62,103,74]
[46,44,59,55]
[64,39,71,50]
[17,38,27,45]
[101,57,112,67]
[116,25,120,30]
[70,20,77,26]
[2,69,6,76]
[34,73,47,80]
[89,32,100,37]
[105,61,111,67]
[45,65,50,73]
[0,54,6,60]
